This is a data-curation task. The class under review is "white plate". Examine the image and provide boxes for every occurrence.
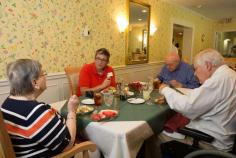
[81,98,95,105]
[127,98,145,104]
[127,91,134,96]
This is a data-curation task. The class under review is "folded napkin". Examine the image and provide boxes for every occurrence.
[164,112,190,133]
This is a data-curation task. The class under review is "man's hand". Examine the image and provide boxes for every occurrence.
[101,78,111,89]
[169,80,183,88]
[159,83,168,91]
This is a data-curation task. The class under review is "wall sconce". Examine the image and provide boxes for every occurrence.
[117,15,128,33]
[138,35,142,42]
[150,23,157,36]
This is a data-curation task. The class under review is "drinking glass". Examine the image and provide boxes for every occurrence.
[142,84,150,103]
[103,92,114,107]
[143,84,152,105]
[148,77,154,92]
[94,92,102,109]
[143,89,150,101]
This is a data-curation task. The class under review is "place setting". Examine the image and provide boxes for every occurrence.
[80,88,120,122]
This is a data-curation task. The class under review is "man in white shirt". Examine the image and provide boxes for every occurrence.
[160,48,236,151]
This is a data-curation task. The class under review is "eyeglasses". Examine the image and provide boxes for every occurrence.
[95,57,108,62]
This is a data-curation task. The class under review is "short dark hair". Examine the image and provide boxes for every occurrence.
[95,48,110,61]
[7,59,42,96]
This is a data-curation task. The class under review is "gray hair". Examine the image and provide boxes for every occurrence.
[194,49,224,67]
[7,59,42,96]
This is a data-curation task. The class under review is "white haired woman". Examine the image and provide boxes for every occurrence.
[1,59,79,157]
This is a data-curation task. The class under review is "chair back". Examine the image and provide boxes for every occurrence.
[64,66,81,95]
[0,111,16,158]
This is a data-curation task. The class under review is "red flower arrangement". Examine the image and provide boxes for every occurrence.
[128,82,143,92]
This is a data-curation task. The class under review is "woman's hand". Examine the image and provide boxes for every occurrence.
[65,95,79,150]
[67,95,79,114]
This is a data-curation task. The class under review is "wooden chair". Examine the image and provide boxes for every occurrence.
[64,66,81,95]
[0,111,96,158]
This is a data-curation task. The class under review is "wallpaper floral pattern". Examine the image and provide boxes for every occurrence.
[0,0,126,79]
[0,0,230,79]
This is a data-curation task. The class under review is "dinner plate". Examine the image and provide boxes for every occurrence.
[127,98,145,104]
[81,98,95,105]
[126,91,134,96]
[77,105,94,115]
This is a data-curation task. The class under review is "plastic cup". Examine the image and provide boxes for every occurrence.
[103,92,114,107]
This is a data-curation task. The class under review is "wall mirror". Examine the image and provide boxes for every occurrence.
[215,31,236,68]
[127,0,150,65]
[215,31,236,58]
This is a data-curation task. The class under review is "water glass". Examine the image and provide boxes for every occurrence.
[143,90,150,101]
[143,84,153,105]
[103,92,114,107]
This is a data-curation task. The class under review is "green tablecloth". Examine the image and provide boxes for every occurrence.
[61,90,173,134]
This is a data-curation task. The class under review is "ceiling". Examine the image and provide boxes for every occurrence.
[164,0,236,21]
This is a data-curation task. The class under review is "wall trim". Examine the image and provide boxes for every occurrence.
[0,62,163,104]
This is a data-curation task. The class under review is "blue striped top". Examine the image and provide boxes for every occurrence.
[1,98,71,158]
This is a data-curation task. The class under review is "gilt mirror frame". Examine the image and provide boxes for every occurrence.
[126,0,151,65]
[214,30,236,67]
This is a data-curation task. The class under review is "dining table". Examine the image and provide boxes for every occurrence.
[52,90,172,158]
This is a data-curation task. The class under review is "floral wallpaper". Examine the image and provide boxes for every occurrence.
[0,0,229,79]
[0,0,126,79]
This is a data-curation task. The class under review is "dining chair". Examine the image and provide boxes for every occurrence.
[0,110,96,158]
[64,66,81,95]
[161,127,236,158]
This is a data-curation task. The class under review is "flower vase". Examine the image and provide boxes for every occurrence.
[134,90,141,98]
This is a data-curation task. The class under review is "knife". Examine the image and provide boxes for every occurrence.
[168,83,185,95]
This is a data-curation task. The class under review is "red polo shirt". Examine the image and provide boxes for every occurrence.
[77,62,116,96]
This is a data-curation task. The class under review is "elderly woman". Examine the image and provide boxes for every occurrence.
[1,59,79,157]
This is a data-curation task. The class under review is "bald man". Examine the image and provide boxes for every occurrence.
[157,52,199,88]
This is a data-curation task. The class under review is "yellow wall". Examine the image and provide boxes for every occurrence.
[214,21,236,32]
[0,0,216,79]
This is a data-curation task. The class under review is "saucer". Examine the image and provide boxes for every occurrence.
[127,98,145,104]
[81,98,95,105]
